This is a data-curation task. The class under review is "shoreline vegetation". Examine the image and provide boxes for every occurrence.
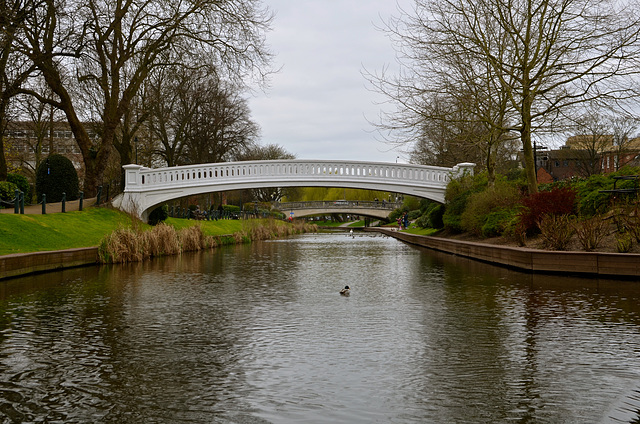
[0,207,317,261]
[98,217,317,264]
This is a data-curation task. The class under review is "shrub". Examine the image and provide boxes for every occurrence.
[443,171,490,233]
[573,215,609,251]
[518,187,577,234]
[481,209,518,238]
[539,214,575,250]
[428,204,445,229]
[415,203,445,229]
[503,213,527,246]
[148,205,169,226]
[222,204,241,213]
[460,182,520,236]
[6,173,31,202]
[442,193,469,233]
[35,154,79,203]
[389,206,409,222]
[616,232,633,253]
[408,209,421,220]
[0,181,18,205]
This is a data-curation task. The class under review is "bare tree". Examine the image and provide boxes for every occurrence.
[18,0,273,195]
[146,65,259,167]
[11,89,59,178]
[374,0,640,193]
[234,143,297,202]
[610,116,639,171]
[184,78,259,164]
[0,0,39,180]
[568,109,613,177]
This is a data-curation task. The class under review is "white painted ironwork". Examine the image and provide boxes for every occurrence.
[114,160,475,221]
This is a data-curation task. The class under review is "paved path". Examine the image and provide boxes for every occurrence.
[0,197,98,214]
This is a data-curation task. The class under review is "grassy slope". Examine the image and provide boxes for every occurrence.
[0,208,246,256]
[164,217,243,236]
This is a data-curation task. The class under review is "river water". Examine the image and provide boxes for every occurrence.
[1,232,640,423]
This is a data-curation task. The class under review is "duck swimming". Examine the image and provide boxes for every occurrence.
[340,285,350,296]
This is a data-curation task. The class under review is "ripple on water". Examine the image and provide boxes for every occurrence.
[0,234,640,423]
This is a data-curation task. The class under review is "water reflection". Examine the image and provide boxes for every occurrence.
[0,233,639,423]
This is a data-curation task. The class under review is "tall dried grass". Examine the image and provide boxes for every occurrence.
[98,227,145,263]
[179,225,207,252]
[98,219,317,264]
[145,223,181,256]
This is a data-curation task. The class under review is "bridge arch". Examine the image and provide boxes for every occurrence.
[113,160,475,221]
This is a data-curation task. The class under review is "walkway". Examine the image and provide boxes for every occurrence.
[0,197,98,215]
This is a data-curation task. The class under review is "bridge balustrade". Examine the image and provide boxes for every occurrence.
[275,200,400,210]
[117,160,475,221]
[133,160,455,189]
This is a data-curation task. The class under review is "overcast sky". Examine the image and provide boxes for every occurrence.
[249,1,412,164]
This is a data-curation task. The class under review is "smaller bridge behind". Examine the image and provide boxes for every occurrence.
[274,200,400,219]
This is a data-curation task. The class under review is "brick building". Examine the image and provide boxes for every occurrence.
[536,135,640,181]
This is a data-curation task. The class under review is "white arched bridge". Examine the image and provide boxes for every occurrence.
[273,200,401,219]
[113,160,475,221]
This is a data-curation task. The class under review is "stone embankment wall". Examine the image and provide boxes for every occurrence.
[369,228,640,278]
[0,248,98,280]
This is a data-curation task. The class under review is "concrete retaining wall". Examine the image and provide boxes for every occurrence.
[0,247,99,280]
[370,229,640,278]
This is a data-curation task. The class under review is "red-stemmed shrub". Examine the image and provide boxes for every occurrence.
[518,187,577,234]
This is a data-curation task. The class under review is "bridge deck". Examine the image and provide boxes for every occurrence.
[115,160,475,221]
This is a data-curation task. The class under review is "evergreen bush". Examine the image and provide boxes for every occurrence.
[35,154,79,203]
[148,205,169,226]
[459,181,520,235]
[0,181,18,205]
[6,173,31,202]
[427,204,445,229]
[443,172,488,233]
[481,209,518,238]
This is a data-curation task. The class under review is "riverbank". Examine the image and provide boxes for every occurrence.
[0,208,316,280]
[370,227,640,278]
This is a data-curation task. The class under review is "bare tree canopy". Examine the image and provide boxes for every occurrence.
[371,0,640,193]
[145,65,260,167]
[0,0,39,180]
[15,0,273,195]
[234,143,297,202]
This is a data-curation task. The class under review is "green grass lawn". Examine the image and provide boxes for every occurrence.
[164,217,244,236]
[0,208,248,256]
[0,207,133,255]
[0,206,435,256]
[403,227,440,236]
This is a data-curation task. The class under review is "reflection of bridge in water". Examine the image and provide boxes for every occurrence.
[274,200,400,219]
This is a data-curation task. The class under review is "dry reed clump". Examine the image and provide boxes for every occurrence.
[233,231,247,243]
[179,225,207,252]
[146,223,181,256]
[205,235,217,249]
[98,227,145,263]
[98,217,318,265]
[242,220,272,240]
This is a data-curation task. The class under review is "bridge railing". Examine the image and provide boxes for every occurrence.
[274,200,401,210]
[123,160,475,191]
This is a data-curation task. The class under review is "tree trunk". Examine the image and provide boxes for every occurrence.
[520,84,538,194]
[0,101,7,180]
